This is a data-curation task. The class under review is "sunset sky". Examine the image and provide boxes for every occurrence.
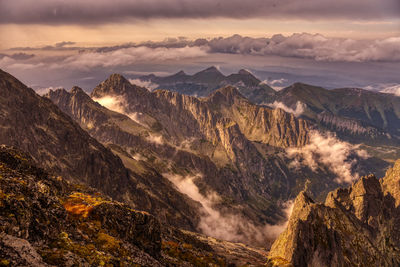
[0,0,399,92]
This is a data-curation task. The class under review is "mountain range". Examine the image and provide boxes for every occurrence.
[46,73,387,244]
[1,67,400,266]
[141,67,400,145]
[140,66,276,103]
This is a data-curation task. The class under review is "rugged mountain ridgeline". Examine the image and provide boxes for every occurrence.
[140,66,276,104]
[142,68,400,164]
[0,69,200,232]
[0,145,267,266]
[45,72,369,245]
[268,160,400,267]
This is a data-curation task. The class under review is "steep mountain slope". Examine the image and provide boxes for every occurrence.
[0,145,268,266]
[268,160,400,267]
[0,69,129,196]
[140,66,276,103]
[47,73,381,246]
[0,69,201,231]
[270,83,400,147]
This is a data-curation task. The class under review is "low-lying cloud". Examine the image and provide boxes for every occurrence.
[163,173,293,246]
[267,101,305,117]
[146,134,163,145]
[377,84,400,96]
[286,131,369,184]
[129,79,159,91]
[92,95,144,125]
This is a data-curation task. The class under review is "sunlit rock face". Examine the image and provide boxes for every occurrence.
[268,160,400,267]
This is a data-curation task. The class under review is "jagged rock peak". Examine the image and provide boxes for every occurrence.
[70,86,86,95]
[290,190,315,219]
[107,73,130,83]
[91,73,147,98]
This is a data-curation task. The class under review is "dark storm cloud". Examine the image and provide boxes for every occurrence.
[0,0,399,24]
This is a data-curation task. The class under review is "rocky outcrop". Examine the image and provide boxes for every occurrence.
[268,161,400,267]
[0,145,163,266]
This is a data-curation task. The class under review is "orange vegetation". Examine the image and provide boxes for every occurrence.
[63,192,107,218]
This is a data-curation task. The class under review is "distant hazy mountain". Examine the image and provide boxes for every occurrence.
[139,66,276,104]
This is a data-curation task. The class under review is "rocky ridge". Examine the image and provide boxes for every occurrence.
[268,160,400,266]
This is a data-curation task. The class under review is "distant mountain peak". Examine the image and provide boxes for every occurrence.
[107,73,130,84]
[238,69,253,75]
[175,70,186,76]
[70,86,86,95]
[204,66,220,72]
[92,73,142,98]
[197,66,223,75]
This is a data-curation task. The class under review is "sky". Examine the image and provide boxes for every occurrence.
[0,0,399,93]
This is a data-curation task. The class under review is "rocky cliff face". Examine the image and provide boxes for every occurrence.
[0,145,268,266]
[268,160,400,267]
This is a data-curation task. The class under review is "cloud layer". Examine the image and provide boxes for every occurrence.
[8,33,400,63]
[1,0,398,24]
[205,34,400,62]
[286,131,369,184]
[163,173,293,245]
[267,101,305,117]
